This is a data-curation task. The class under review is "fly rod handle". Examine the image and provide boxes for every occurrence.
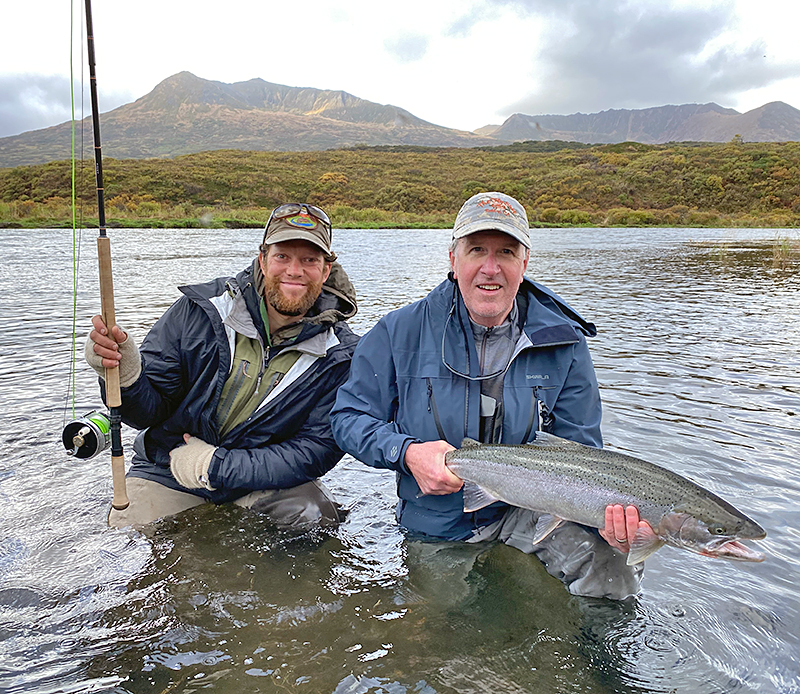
[97,236,121,407]
[111,453,129,509]
[97,236,129,510]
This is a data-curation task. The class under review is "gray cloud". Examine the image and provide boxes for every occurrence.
[0,74,133,139]
[483,0,800,116]
[384,34,430,63]
[0,74,74,138]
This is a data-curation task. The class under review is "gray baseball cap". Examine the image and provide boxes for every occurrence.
[452,192,531,249]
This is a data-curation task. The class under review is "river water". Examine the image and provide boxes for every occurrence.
[0,226,798,693]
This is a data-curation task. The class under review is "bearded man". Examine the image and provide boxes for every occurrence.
[86,203,359,529]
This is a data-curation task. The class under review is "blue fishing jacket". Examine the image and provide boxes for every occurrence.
[330,275,602,540]
[102,261,359,504]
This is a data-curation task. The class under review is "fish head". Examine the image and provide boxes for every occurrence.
[658,510,766,563]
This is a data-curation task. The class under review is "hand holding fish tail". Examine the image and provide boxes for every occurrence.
[405,440,462,495]
[600,504,654,554]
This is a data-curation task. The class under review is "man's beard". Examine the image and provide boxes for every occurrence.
[264,274,323,317]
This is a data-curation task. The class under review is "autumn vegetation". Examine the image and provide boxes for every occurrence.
[2,139,800,229]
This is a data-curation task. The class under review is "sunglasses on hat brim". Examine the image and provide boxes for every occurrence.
[263,203,332,245]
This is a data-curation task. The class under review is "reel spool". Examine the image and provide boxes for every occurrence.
[62,410,111,459]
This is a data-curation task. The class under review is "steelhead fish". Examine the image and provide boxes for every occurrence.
[444,433,766,566]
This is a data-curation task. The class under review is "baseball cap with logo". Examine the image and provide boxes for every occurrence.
[262,203,332,254]
[452,192,531,249]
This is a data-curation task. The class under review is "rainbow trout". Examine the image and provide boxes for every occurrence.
[445,433,766,565]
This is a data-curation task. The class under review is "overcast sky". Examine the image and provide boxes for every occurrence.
[1,0,798,139]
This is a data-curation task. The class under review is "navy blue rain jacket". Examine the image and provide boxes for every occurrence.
[330,275,601,540]
[104,261,359,504]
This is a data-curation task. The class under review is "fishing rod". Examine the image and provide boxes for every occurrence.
[63,0,128,510]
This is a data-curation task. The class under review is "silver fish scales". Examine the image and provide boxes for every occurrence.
[445,433,766,565]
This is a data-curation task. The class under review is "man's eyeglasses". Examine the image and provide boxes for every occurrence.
[263,203,332,244]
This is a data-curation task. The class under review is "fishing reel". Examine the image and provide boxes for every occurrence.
[62,410,111,459]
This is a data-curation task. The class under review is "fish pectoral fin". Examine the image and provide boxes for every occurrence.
[462,482,500,512]
[626,524,665,565]
[532,514,565,545]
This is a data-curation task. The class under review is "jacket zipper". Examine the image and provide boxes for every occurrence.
[426,378,447,441]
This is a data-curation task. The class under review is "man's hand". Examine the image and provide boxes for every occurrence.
[599,504,652,553]
[404,440,463,495]
[84,315,142,387]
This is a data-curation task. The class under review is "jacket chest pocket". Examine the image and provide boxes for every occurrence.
[503,383,558,443]
[397,376,464,444]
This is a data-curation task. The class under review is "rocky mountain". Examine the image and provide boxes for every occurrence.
[480,101,800,144]
[2,72,799,168]
[0,72,500,167]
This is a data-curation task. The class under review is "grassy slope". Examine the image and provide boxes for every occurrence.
[2,140,800,228]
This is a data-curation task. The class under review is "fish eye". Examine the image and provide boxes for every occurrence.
[710,525,727,535]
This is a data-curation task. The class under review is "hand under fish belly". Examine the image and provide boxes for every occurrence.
[445,433,766,566]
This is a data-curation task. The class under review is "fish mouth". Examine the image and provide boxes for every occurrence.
[699,539,766,563]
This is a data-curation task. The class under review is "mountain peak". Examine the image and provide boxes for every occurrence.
[1,73,798,168]
[0,73,498,166]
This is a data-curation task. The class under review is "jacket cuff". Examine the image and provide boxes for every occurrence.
[206,446,228,489]
[386,436,417,475]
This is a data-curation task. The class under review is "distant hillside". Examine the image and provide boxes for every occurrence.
[3,141,800,230]
[482,102,800,144]
[0,72,501,167]
[2,72,799,168]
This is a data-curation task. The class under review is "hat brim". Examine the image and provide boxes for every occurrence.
[452,220,531,249]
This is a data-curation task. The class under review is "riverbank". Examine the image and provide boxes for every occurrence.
[3,141,800,229]
[2,212,799,230]
[3,204,800,230]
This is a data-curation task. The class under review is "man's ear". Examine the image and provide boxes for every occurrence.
[322,262,332,283]
[448,248,457,280]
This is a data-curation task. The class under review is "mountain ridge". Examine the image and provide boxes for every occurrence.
[1,72,799,168]
[0,72,499,167]
[483,101,800,144]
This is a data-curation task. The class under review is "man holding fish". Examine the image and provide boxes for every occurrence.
[331,191,765,599]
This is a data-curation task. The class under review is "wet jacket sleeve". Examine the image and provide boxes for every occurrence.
[206,373,347,491]
[549,336,603,448]
[329,319,416,473]
[105,297,197,430]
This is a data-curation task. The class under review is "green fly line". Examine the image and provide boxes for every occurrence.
[67,0,85,422]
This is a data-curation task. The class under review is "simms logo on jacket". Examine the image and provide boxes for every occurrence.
[526,374,550,380]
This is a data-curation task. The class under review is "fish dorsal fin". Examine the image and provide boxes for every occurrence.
[626,523,665,565]
[462,481,499,512]
[532,514,565,545]
[528,432,588,450]
[459,438,482,449]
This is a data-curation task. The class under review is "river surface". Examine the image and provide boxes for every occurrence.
[0,226,798,693]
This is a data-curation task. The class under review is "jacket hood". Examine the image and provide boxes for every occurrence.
[431,274,595,381]
[444,272,596,338]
